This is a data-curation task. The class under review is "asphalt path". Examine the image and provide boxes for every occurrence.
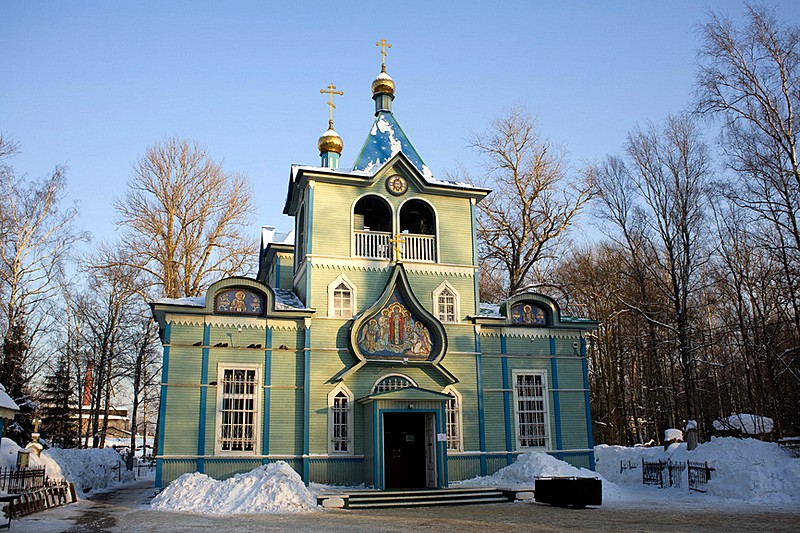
[11,480,800,533]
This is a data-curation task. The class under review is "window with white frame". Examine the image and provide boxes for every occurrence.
[513,372,549,448]
[328,275,356,318]
[372,374,416,393]
[433,281,460,323]
[216,366,261,453]
[443,386,462,452]
[328,385,353,454]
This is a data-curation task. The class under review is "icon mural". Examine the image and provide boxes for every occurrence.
[357,291,434,360]
[214,289,264,316]
[510,301,547,326]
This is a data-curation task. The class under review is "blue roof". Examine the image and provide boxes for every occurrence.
[352,111,429,176]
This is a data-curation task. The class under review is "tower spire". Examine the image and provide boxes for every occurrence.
[372,39,395,115]
[318,83,344,169]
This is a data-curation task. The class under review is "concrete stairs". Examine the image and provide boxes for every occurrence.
[317,486,516,509]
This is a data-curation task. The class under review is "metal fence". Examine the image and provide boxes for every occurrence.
[642,459,713,492]
[641,459,686,489]
[688,461,713,492]
[0,466,46,493]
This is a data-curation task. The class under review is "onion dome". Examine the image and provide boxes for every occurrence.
[318,120,343,155]
[371,64,395,96]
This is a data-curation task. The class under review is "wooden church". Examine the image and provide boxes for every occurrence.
[150,43,599,491]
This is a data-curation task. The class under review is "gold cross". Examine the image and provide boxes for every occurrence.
[319,84,344,125]
[376,39,392,67]
[389,233,405,261]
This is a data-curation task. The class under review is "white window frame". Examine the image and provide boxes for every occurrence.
[512,370,550,450]
[328,384,354,455]
[371,373,417,394]
[327,274,356,318]
[432,281,460,323]
[442,386,463,452]
[215,363,262,455]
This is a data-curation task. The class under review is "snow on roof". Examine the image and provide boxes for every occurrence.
[151,462,319,514]
[274,289,308,311]
[151,296,206,307]
[477,303,503,318]
[713,413,774,434]
[353,112,427,176]
[0,384,19,412]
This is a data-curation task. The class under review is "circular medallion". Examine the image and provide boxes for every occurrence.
[386,174,408,196]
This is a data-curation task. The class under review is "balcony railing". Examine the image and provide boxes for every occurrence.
[353,231,436,262]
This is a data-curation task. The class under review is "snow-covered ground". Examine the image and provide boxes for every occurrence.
[3,436,798,515]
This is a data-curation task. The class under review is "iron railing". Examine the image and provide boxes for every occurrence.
[688,460,713,492]
[0,466,46,493]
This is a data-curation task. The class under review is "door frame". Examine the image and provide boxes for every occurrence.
[377,407,446,490]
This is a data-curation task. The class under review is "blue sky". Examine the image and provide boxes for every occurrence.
[2,1,798,251]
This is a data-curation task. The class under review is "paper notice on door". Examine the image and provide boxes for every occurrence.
[437,433,446,442]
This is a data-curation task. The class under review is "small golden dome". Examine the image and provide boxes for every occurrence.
[371,65,395,95]
[318,122,343,155]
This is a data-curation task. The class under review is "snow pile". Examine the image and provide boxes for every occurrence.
[456,452,625,501]
[0,438,133,497]
[151,462,319,515]
[713,414,774,434]
[664,428,683,441]
[596,437,800,505]
[44,446,133,496]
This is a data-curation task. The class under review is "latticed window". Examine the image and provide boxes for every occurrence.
[333,282,352,317]
[372,375,414,393]
[437,287,456,322]
[219,368,258,452]
[514,373,548,448]
[331,391,349,452]
[445,393,460,451]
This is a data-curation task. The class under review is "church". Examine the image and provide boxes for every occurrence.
[150,43,598,491]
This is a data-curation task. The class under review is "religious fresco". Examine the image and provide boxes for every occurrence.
[356,291,434,360]
[510,301,547,326]
[214,289,264,316]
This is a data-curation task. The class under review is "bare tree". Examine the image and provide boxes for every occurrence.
[0,134,86,402]
[467,107,592,298]
[109,137,256,299]
[595,114,711,423]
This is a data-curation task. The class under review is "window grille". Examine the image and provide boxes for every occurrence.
[333,282,352,317]
[331,391,349,452]
[373,375,413,393]
[219,368,257,452]
[445,394,460,451]
[438,288,456,322]
[514,373,548,448]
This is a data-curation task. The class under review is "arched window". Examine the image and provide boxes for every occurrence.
[399,200,436,262]
[372,374,416,394]
[327,275,356,318]
[353,195,393,259]
[328,385,353,454]
[433,281,460,323]
[443,386,463,452]
[400,199,435,235]
[353,195,392,232]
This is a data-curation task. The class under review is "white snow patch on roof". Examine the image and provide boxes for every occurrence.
[0,388,19,412]
[274,289,307,310]
[150,462,319,514]
[152,296,206,307]
[375,115,402,156]
[478,303,503,317]
[713,413,774,434]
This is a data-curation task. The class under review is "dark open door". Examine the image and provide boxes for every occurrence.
[384,412,427,489]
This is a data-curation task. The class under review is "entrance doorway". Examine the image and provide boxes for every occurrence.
[383,412,436,489]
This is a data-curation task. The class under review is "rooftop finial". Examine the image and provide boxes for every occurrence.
[320,83,344,128]
[376,38,392,69]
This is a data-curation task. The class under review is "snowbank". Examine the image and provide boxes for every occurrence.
[151,462,319,514]
[595,437,800,505]
[0,438,134,497]
[713,414,774,434]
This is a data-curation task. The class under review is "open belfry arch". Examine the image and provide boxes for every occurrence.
[150,41,599,491]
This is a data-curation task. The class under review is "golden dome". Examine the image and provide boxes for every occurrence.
[318,122,343,155]
[371,65,395,95]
